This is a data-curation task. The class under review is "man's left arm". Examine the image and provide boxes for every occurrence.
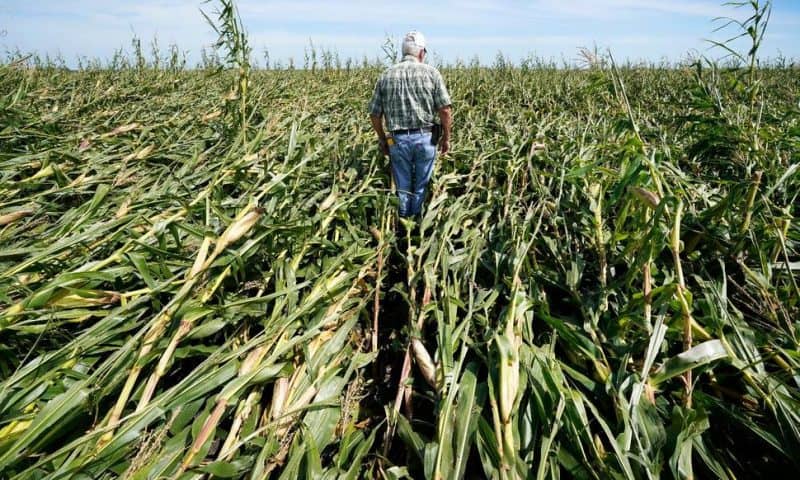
[370,114,389,156]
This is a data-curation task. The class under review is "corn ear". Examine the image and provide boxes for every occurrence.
[213,207,264,256]
[629,186,661,209]
[411,337,438,389]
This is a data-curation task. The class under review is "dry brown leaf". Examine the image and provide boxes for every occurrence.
[0,209,35,226]
[202,110,223,122]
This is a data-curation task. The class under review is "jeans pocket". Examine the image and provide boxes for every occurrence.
[425,140,437,160]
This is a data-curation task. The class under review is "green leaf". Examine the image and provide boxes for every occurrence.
[475,418,500,479]
[395,413,425,464]
[199,460,239,477]
[452,362,484,479]
[651,340,728,385]
[667,407,709,480]
[187,319,227,339]
[385,466,413,480]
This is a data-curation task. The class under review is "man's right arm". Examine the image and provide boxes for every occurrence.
[368,76,389,156]
[431,69,452,155]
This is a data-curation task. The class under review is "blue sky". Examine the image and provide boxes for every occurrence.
[2,1,799,67]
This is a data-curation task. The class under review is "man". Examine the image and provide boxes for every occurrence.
[368,31,452,218]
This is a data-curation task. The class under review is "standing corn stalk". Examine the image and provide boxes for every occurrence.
[202,0,251,144]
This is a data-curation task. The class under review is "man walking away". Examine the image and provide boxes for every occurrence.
[368,31,452,219]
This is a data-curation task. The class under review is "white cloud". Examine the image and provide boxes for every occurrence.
[536,0,731,19]
[236,0,734,24]
[1,0,797,66]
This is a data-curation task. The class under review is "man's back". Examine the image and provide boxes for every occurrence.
[369,55,450,132]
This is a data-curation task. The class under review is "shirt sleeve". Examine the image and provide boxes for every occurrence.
[367,76,383,116]
[432,70,452,111]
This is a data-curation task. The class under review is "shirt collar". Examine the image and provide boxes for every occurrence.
[401,54,420,63]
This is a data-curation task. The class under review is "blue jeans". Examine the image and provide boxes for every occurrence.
[389,132,436,217]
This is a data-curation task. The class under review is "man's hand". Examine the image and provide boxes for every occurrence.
[439,138,449,155]
[379,138,390,157]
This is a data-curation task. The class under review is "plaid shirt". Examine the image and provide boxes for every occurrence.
[368,55,452,132]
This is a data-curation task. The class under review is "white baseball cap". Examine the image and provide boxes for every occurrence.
[403,31,427,52]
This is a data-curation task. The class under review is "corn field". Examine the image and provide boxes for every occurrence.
[1,10,800,479]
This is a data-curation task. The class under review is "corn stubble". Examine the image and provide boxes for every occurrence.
[1,5,799,480]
